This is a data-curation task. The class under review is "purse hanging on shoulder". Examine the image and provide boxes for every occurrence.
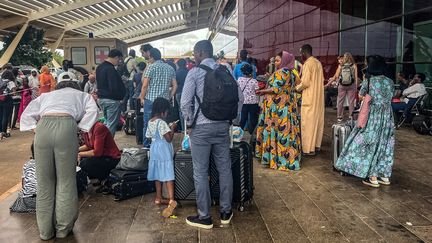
[357,79,372,128]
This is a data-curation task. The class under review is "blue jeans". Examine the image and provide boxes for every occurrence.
[98,98,122,136]
[190,122,233,219]
[392,98,417,122]
[143,99,153,148]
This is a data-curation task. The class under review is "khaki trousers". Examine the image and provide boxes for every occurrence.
[34,116,79,239]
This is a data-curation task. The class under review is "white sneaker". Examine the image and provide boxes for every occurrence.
[377,177,391,185]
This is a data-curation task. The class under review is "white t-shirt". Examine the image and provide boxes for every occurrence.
[145,118,171,141]
[20,87,99,132]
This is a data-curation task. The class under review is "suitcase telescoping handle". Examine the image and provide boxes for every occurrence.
[229,124,234,149]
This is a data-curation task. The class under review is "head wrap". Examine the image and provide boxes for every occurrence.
[279,51,295,70]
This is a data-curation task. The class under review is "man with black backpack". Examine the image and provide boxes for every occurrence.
[180,40,243,229]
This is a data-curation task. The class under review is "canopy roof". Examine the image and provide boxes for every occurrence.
[0,0,236,46]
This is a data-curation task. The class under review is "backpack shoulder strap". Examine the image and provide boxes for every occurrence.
[198,64,212,72]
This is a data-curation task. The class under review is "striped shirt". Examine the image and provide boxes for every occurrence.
[143,60,176,102]
[22,159,37,197]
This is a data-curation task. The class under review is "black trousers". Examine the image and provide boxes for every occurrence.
[9,99,20,128]
[0,99,13,133]
[79,156,120,181]
[240,104,259,134]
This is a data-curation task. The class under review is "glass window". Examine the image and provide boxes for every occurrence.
[71,47,87,65]
[341,26,366,58]
[404,0,432,13]
[94,46,110,65]
[367,18,402,61]
[367,0,402,22]
[403,10,432,81]
[341,0,366,29]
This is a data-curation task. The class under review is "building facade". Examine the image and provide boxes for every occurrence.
[238,0,432,108]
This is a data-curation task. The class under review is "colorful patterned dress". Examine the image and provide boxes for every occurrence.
[256,68,301,171]
[335,75,395,178]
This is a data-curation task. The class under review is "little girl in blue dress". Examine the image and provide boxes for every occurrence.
[145,97,178,217]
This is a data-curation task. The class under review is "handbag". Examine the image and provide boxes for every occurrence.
[357,79,372,128]
[116,148,149,171]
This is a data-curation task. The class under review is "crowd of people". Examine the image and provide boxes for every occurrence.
[3,35,428,239]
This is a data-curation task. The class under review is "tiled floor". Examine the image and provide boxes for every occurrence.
[0,108,431,242]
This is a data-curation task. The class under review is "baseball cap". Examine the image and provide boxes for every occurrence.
[57,72,78,83]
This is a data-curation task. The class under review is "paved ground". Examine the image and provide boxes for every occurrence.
[0,108,431,242]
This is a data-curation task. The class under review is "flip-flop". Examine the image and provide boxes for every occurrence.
[162,200,177,218]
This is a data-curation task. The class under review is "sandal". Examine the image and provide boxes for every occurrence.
[154,198,169,205]
[162,200,177,218]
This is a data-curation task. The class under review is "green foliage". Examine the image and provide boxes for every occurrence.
[182,50,193,57]
[135,56,146,64]
[217,50,225,59]
[52,51,64,66]
[0,26,52,68]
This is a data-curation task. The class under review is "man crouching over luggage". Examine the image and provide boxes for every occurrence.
[78,121,121,192]
[180,40,243,229]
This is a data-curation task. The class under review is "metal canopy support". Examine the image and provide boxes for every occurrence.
[94,3,214,37]
[0,21,29,67]
[125,23,208,44]
[118,16,208,40]
[27,0,108,21]
[49,31,65,68]
[0,16,27,30]
[63,0,185,31]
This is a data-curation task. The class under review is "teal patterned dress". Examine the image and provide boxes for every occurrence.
[335,75,395,178]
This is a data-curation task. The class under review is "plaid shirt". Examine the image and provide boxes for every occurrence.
[143,60,175,102]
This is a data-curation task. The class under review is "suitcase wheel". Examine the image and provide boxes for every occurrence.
[238,204,245,212]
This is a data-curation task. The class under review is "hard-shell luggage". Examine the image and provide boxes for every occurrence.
[123,110,136,135]
[174,150,196,200]
[332,121,353,175]
[412,115,432,135]
[108,169,155,201]
[136,112,144,145]
[210,141,253,212]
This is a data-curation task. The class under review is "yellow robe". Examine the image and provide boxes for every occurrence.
[296,56,325,154]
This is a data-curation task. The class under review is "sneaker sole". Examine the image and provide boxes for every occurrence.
[378,181,391,185]
[362,180,380,188]
[221,213,233,225]
[186,219,213,229]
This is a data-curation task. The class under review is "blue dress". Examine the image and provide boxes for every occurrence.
[147,120,175,182]
[335,75,395,178]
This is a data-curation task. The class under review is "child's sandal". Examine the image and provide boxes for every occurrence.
[162,200,177,218]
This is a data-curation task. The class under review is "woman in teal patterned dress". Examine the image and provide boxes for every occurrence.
[335,55,395,188]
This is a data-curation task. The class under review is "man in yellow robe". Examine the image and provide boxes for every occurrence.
[296,44,325,155]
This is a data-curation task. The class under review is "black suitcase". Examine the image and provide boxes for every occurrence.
[174,142,254,212]
[108,169,155,201]
[174,151,196,200]
[123,110,136,135]
[210,141,254,211]
[135,99,144,145]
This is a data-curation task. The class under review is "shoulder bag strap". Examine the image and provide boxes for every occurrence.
[242,78,252,92]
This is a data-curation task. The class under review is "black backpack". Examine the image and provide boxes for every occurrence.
[193,64,239,124]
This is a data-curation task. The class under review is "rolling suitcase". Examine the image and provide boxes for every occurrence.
[123,110,136,135]
[210,141,253,212]
[108,169,156,201]
[174,150,196,200]
[135,98,144,145]
[332,121,353,175]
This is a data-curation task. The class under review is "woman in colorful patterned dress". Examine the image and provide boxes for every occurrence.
[335,55,395,187]
[255,51,302,171]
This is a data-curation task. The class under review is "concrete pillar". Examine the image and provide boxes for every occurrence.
[0,22,29,67]
[237,0,245,52]
[49,31,65,69]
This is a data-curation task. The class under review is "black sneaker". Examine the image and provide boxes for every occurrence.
[186,215,213,229]
[220,211,233,225]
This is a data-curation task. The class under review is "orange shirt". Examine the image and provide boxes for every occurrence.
[38,73,56,94]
